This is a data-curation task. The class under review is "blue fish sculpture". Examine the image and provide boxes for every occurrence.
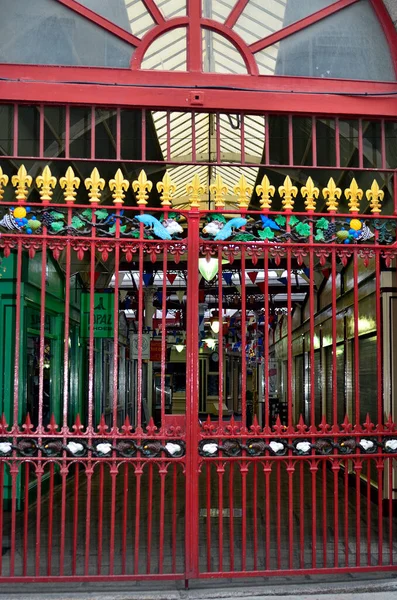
[135,214,172,240]
[214,217,248,241]
[260,215,280,230]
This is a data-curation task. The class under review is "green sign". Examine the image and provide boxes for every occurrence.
[81,293,114,338]
[27,308,51,333]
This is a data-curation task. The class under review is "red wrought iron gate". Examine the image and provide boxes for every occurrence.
[0,163,397,583]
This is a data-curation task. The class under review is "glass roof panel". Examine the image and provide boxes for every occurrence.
[234,0,339,45]
[141,28,187,70]
[155,0,187,19]
[203,29,247,74]
[75,0,155,38]
[149,110,264,208]
[0,0,134,67]
[202,0,238,23]
[254,0,396,81]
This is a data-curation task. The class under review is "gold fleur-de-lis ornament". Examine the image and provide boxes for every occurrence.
[278,175,298,211]
[109,168,129,205]
[36,165,57,203]
[0,167,9,201]
[256,175,275,210]
[234,174,252,210]
[301,176,319,212]
[322,177,341,212]
[186,174,205,209]
[12,164,32,202]
[366,179,384,214]
[132,170,152,206]
[209,173,228,209]
[59,166,80,203]
[157,171,176,208]
[345,178,363,213]
[85,168,105,204]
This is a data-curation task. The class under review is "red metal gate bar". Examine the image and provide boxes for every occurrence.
[241,248,247,430]
[217,249,223,423]
[264,247,269,431]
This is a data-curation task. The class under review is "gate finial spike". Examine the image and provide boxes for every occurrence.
[256,175,275,211]
[72,414,84,435]
[22,413,33,433]
[345,178,363,213]
[60,167,80,203]
[0,413,8,434]
[47,414,59,433]
[301,176,319,212]
[97,414,109,435]
[109,168,129,205]
[278,176,297,211]
[132,170,152,206]
[157,171,176,207]
[366,179,384,214]
[186,173,205,209]
[36,165,57,203]
[12,164,32,202]
[85,168,105,204]
[0,167,9,201]
[121,415,133,434]
[323,177,341,212]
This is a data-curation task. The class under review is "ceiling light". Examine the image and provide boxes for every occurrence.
[204,338,217,350]
[210,320,220,334]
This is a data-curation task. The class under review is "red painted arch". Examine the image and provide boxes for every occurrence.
[132,17,259,75]
[0,0,396,115]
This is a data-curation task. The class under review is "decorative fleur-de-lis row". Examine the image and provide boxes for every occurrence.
[256,175,384,214]
[0,165,386,214]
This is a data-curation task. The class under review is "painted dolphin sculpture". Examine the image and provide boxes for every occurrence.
[135,214,172,240]
[213,217,248,241]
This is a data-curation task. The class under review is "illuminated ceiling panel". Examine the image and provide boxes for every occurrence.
[150,111,265,208]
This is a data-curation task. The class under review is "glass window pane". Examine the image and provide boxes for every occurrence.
[234,0,337,45]
[155,0,186,19]
[18,106,39,157]
[254,1,395,81]
[202,29,247,74]
[76,0,155,38]
[142,28,187,71]
[385,121,397,169]
[244,115,265,165]
[362,121,382,168]
[293,117,312,166]
[0,0,134,67]
[120,109,143,160]
[95,109,117,160]
[44,106,66,159]
[202,0,236,22]
[339,119,359,168]
[269,116,289,166]
[170,112,192,162]
[69,107,91,159]
[316,118,336,167]
[146,111,164,161]
[219,114,241,163]
[0,105,14,156]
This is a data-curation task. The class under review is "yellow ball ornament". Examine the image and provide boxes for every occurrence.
[13,207,27,219]
[349,219,362,231]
